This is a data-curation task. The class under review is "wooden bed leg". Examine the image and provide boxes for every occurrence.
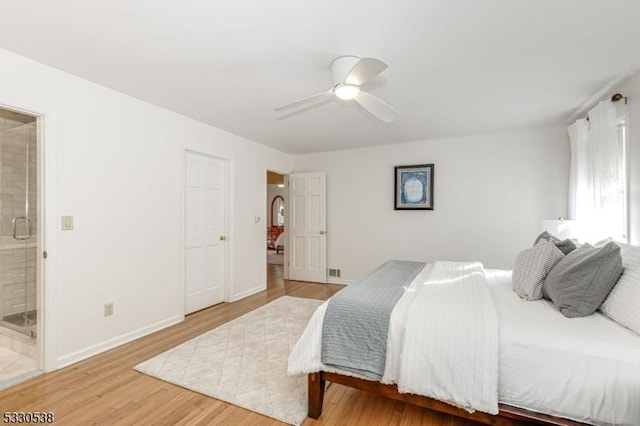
[308,372,325,419]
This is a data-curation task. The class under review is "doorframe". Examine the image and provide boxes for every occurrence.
[0,95,58,372]
[179,149,234,316]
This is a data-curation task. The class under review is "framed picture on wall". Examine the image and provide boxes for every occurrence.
[394,164,434,210]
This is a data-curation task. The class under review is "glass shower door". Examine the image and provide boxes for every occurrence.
[0,119,38,338]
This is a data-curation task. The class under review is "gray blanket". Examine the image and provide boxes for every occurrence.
[321,260,426,379]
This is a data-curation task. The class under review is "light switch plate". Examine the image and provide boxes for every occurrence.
[61,215,73,231]
[104,302,114,317]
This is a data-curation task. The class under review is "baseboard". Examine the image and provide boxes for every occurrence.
[326,277,354,285]
[56,315,183,369]
[232,284,264,301]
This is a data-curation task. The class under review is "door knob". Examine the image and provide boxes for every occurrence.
[219,235,227,241]
[320,230,326,235]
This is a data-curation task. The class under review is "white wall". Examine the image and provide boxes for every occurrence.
[614,71,640,245]
[293,126,569,280]
[0,48,291,368]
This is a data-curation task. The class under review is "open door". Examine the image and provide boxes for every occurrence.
[289,172,326,283]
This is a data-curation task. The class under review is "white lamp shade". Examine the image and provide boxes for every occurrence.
[542,220,579,240]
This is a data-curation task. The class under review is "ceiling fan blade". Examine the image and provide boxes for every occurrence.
[274,91,332,111]
[354,91,400,123]
[344,58,387,85]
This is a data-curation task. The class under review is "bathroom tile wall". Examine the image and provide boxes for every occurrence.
[0,116,37,238]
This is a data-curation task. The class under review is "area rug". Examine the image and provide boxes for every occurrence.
[134,296,323,425]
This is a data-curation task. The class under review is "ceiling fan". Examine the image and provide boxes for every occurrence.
[274,55,400,123]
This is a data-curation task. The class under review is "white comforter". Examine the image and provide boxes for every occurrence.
[288,261,499,414]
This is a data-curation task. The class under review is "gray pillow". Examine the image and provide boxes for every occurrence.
[554,239,578,255]
[534,231,558,244]
[512,239,565,301]
[534,231,577,255]
[542,242,623,318]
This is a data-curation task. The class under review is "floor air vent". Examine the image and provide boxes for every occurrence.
[328,268,341,278]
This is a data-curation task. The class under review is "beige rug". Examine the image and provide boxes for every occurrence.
[134,296,323,425]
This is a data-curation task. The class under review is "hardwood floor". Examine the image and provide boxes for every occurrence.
[0,264,485,425]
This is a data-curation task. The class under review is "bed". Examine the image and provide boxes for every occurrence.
[288,256,640,425]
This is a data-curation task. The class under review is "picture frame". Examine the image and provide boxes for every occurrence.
[394,164,434,210]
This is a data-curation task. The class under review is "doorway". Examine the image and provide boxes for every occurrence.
[266,171,286,268]
[0,107,41,389]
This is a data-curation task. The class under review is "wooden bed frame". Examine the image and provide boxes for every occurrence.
[308,371,588,425]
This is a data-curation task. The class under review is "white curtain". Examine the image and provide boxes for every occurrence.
[568,100,626,242]
[567,118,589,221]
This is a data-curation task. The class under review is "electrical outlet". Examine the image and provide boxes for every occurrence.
[104,303,114,317]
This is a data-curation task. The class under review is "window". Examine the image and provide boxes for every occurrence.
[569,100,628,242]
[617,114,628,242]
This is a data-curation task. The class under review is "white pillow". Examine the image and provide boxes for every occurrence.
[512,239,565,301]
[600,243,640,335]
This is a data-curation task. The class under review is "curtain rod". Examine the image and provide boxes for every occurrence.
[584,93,627,121]
[611,93,627,104]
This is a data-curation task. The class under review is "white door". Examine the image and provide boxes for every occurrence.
[289,172,326,283]
[185,152,227,314]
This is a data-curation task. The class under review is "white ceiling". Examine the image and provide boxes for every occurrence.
[1,0,639,154]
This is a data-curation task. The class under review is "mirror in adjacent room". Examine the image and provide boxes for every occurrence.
[271,195,284,226]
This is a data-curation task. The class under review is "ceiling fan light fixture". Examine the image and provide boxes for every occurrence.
[334,83,360,100]
[275,56,398,122]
